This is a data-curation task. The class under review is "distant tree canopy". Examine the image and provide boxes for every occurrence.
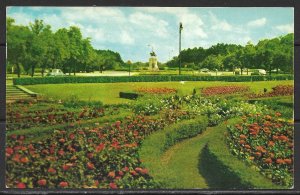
[6,17,126,77]
[167,34,294,74]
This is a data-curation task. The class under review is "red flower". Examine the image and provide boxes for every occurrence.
[96,143,105,152]
[69,134,75,140]
[6,147,14,155]
[255,152,262,157]
[123,167,129,172]
[62,164,71,171]
[108,171,115,178]
[268,141,275,147]
[59,138,65,143]
[20,157,29,163]
[278,135,289,142]
[94,180,99,187]
[17,182,26,188]
[87,152,94,159]
[58,150,64,156]
[239,140,245,145]
[130,170,138,176]
[284,159,292,164]
[87,162,95,170]
[118,171,124,176]
[239,134,247,139]
[276,159,285,164]
[48,167,56,173]
[59,181,68,188]
[109,182,117,189]
[140,168,148,175]
[37,179,47,186]
[115,121,121,128]
[264,158,273,164]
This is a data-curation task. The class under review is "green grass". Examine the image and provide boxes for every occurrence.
[25,80,293,105]
[139,118,281,189]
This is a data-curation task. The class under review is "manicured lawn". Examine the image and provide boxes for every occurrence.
[25,80,293,105]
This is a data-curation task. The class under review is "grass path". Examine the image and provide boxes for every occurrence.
[158,128,214,188]
[140,126,215,189]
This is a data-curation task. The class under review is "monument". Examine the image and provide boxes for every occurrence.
[148,50,159,71]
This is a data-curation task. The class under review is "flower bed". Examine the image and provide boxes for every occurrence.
[6,116,168,189]
[201,86,250,96]
[248,85,293,98]
[6,107,105,131]
[227,113,293,187]
[136,87,177,94]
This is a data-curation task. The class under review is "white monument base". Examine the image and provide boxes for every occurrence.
[149,56,159,71]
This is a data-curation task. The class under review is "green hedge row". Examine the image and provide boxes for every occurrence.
[13,75,294,85]
[163,116,208,151]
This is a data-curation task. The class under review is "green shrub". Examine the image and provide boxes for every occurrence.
[13,75,294,85]
[63,94,103,109]
[119,92,140,100]
[163,116,208,151]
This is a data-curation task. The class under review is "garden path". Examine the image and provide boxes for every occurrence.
[158,128,214,188]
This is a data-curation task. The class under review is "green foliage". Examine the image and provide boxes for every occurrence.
[163,116,208,150]
[63,94,104,109]
[6,17,125,77]
[13,75,294,85]
[133,96,164,116]
[166,34,293,74]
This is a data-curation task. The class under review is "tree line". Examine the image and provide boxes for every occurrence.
[167,33,293,74]
[7,17,293,77]
[6,18,125,77]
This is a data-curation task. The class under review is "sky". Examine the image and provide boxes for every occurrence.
[7,7,294,63]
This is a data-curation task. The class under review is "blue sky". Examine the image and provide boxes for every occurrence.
[7,7,294,62]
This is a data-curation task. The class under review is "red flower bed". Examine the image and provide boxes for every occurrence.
[202,86,250,96]
[227,113,293,186]
[136,87,177,94]
[6,107,105,131]
[6,114,180,189]
[248,85,293,98]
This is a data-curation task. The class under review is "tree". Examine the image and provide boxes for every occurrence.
[200,55,223,71]
[6,17,32,77]
[67,26,84,75]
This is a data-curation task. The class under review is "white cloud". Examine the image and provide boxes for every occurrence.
[129,12,169,38]
[8,12,35,26]
[209,12,232,31]
[275,23,294,33]
[120,31,135,45]
[247,18,267,27]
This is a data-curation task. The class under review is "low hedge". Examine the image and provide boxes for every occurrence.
[119,91,140,100]
[140,116,209,159]
[13,75,294,85]
[163,116,208,151]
